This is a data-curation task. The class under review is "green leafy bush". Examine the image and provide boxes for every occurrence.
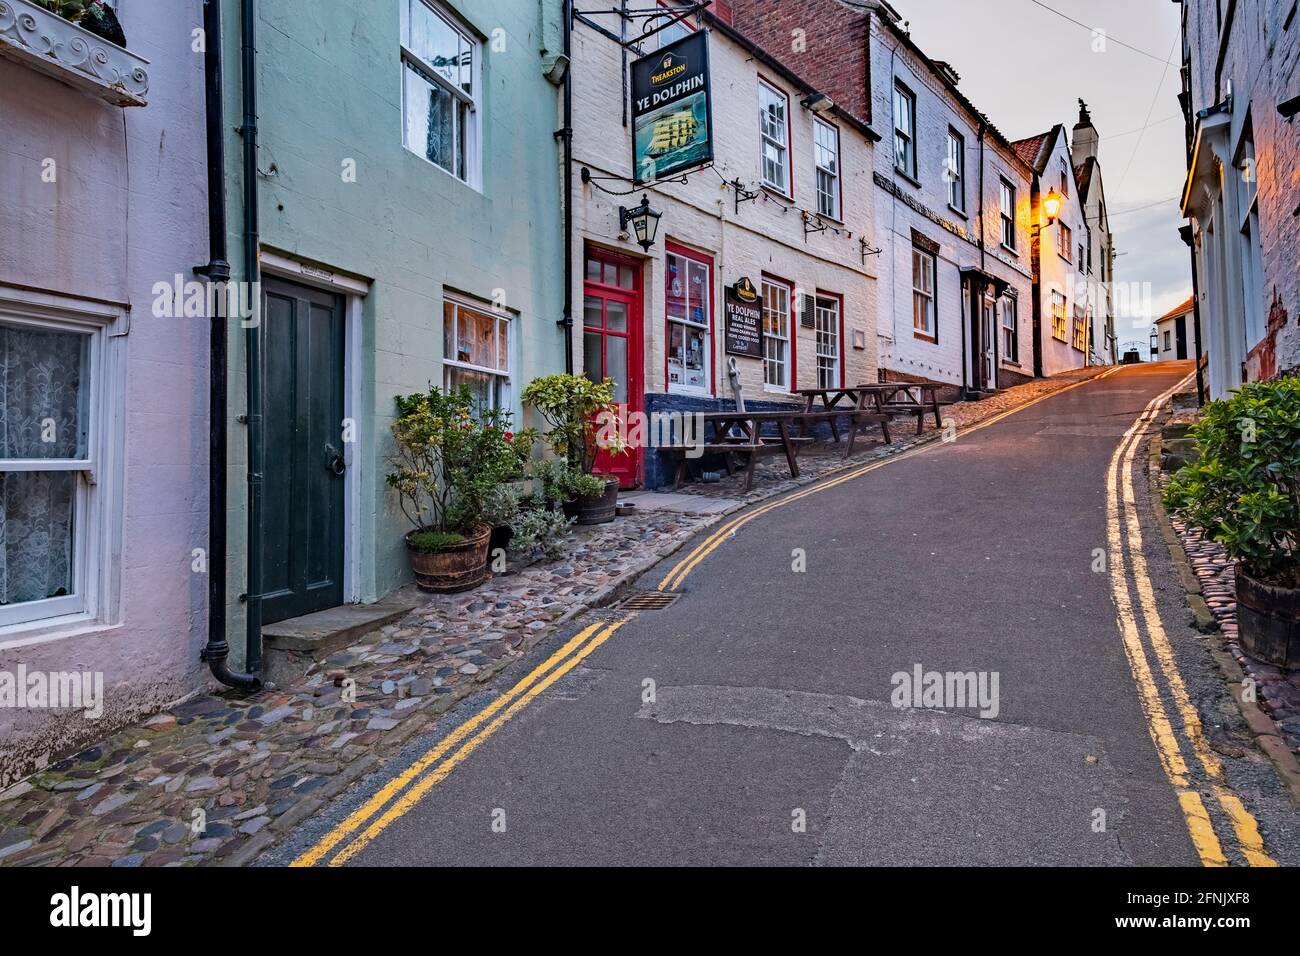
[1163,377,1300,586]
[509,504,574,560]
[386,385,534,539]
[521,374,622,475]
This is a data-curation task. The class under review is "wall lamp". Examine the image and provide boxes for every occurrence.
[801,91,835,114]
[620,194,663,251]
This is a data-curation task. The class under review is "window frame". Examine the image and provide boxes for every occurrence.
[761,274,795,393]
[1058,222,1073,262]
[1000,295,1019,364]
[400,0,483,190]
[946,127,966,214]
[1050,290,1068,343]
[0,285,125,639]
[999,178,1016,251]
[912,246,938,342]
[893,80,918,181]
[442,293,514,411]
[758,78,793,197]
[813,291,844,389]
[813,117,842,220]
[652,0,695,48]
[664,242,714,397]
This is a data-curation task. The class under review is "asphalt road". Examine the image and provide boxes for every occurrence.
[275,363,1300,866]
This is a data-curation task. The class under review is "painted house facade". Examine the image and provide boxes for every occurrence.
[1070,102,1117,365]
[727,0,1037,397]
[570,4,880,490]
[0,0,210,785]
[218,0,567,671]
[1179,0,1300,399]
[1012,125,1094,379]
[1153,296,1200,362]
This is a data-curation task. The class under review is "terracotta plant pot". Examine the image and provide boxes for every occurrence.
[563,476,620,526]
[1235,564,1300,670]
[406,523,491,593]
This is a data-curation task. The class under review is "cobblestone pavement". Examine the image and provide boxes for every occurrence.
[0,366,1109,867]
[1169,517,1300,759]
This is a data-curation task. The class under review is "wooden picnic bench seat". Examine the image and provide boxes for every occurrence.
[879,399,954,434]
[791,409,892,457]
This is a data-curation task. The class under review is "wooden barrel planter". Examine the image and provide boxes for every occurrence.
[1235,565,1300,669]
[563,476,619,526]
[406,523,491,593]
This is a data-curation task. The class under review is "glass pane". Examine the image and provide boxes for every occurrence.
[443,302,456,358]
[618,264,634,290]
[605,336,628,404]
[583,332,603,383]
[586,257,602,282]
[496,319,509,372]
[445,365,496,410]
[665,255,686,319]
[404,62,455,174]
[666,323,685,386]
[584,296,603,329]
[605,300,628,333]
[455,305,497,368]
[408,0,463,89]
[688,261,709,324]
[603,262,620,287]
[0,321,89,459]
[0,470,75,605]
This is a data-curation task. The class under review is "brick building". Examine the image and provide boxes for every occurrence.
[1179,0,1300,397]
[726,0,1037,396]
[570,4,881,489]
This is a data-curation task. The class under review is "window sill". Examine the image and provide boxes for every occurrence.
[947,203,968,220]
[0,0,150,106]
[893,167,922,189]
[913,330,938,344]
[760,182,794,203]
[1000,243,1019,256]
[0,614,119,652]
[667,384,711,399]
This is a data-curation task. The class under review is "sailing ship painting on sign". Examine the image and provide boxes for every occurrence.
[631,31,713,185]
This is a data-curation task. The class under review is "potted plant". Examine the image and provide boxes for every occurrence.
[1164,377,1300,668]
[522,374,625,525]
[34,1,128,47]
[386,385,531,592]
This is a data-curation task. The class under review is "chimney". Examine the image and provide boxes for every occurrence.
[1072,97,1099,165]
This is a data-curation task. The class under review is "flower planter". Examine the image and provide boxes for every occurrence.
[1235,564,1300,670]
[406,523,491,593]
[563,476,619,526]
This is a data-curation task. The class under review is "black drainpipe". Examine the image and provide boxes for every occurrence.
[197,0,258,689]
[556,0,574,374]
[240,0,265,675]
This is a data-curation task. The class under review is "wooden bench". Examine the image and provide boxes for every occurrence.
[791,409,892,457]
[661,411,805,493]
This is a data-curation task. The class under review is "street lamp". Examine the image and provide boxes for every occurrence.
[620,194,662,251]
[1041,187,1063,224]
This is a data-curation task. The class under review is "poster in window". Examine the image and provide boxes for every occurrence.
[631,31,713,186]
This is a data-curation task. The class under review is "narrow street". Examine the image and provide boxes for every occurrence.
[277,362,1298,867]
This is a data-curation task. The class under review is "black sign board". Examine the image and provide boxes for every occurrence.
[724,277,763,358]
[631,31,714,186]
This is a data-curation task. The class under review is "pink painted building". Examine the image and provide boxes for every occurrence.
[0,0,211,786]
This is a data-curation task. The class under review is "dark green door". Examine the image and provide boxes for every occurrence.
[260,278,346,624]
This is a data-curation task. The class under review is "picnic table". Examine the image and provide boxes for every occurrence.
[793,386,894,455]
[665,410,807,493]
[851,382,952,435]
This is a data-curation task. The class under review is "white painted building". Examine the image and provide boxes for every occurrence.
[1070,103,1118,365]
[569,5,880,489]
[1152,296,1200,363]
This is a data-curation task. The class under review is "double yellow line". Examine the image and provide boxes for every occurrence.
[295,366,1129,866]
[292,616,630,867]
[1104,373,1276,867]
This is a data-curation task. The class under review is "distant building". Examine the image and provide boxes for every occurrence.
[1070,102,1118,366]
[1152,297,1200,363]
[1178,0,1300,398]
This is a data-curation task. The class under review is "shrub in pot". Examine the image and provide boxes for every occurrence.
[386,385,532,592]
[522,374,625,525]
[1164,377,1300,668]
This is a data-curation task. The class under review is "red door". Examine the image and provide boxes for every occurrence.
[583,247,643,488]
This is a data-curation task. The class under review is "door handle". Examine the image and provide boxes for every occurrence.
[325,443,346,476]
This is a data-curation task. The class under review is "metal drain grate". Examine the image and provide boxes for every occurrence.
[616,591,681,611]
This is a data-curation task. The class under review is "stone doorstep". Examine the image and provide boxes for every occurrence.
[262,597,419,682]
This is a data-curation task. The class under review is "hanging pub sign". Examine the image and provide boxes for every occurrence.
[724,277,763,359]
[631,30,714,186]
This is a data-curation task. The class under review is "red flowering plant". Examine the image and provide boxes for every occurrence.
[386,384,536,552]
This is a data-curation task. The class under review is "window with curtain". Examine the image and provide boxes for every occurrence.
[1051,291,1068,342]
[814,295,841,388]
[762,278,791,391]
[0,319,92,625]
[912,248,936,339]
[1000,296,1018,362]
[443,298,511,410]
[813,119,841,219]
[401,0,481,186]
[758,80,790,195]
[946,128,965,212]
[893,81,916,178]
[666,250,711,393]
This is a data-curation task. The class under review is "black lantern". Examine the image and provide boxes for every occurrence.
[620,194,662,251]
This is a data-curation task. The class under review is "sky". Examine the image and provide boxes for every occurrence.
[891,0,1190,348]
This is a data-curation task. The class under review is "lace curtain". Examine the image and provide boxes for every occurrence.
[0,323,86,607]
